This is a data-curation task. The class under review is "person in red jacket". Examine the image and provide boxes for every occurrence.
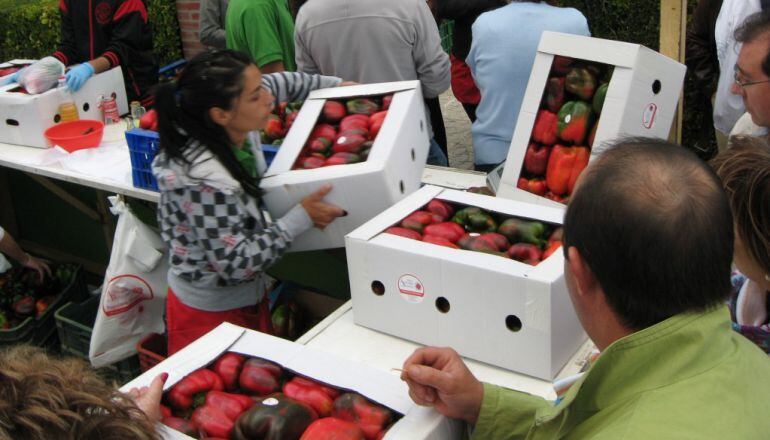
[52,0,158,107]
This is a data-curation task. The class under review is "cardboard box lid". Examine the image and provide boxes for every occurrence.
[308,80,419,100]
[120,322,414,415]
[539,31,644,68]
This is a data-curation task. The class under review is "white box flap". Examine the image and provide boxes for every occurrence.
[308,81,419,100]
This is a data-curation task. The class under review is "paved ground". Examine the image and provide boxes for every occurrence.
[439,90,474,170]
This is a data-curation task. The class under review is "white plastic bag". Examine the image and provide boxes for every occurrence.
[18,57,64,94]
[89,197,168,368]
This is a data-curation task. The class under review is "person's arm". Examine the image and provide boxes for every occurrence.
[0,228,51,281]
[199,0,227,48]
[686,0,720,95]
[52,0,77,66]
[471,384,551,439]
[261,71,342,105]
[241,3,288,70]
[412,0,451,98]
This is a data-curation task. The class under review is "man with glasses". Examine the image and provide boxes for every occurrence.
[730,10,770,137]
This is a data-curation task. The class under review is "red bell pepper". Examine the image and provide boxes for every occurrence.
[233,394,318,439]
[400,211,436,233]
[309,124,337,143]
[300,417,365,440]
[557,101,594,145]
[191,404,235,438]
[532,110,558,145]
[422,235,460,248]
[283,377,338,417]
[162,417,199,437]
[332,393,393,440]
[587,121,598,148]
[322,101,347,123]
[477,233,510,252]
[384,227,422,241]
[339,115,370,132]
[542,240,562,260]
[212,352,246,391]
[565,67,597,100]
[239,357,282,396]
[159,404,172,420]
[545,145,589,196]
[325,152,361,166]
[544,77,565,113]
[426,199,454,222]
[204,390,255,420]
[551,55,573,76]
[368,111,388,139]
[423,222,465,243]
[382,94,393,110]
[523,142,551,175]
[507,243,543,266]
[256,295,274,335]
[545,191,568,204]
[517,177,548,196]
[166,368,225,410]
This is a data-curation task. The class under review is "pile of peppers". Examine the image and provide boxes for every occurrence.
[159,352,398,439]
[384,198,563,266]
[520,55,613,202]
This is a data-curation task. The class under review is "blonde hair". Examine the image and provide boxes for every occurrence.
[0,345,160,440]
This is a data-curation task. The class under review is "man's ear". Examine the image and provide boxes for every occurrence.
[208,107,231,127]
[567,246,599,300]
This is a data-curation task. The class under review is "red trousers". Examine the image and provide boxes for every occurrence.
[166,287,261,355]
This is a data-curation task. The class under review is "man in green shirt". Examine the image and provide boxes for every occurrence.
[226,0,296,72]
[401,138,770,439]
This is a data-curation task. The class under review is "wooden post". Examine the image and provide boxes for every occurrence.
[659,0,688,144]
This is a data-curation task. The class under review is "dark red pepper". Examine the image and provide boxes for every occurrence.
[159,404,172,420]
[212,352,246,391]
[507,243,543,266]
[532,110,558,146]
[239,357,282,396]
[400,211,436,233]
[283,377,338,417]
[544,77,565,113]
[332,393,393,440]
[426,199,454,222]
[166,368,225,410]
[523,142,551,176]
[233,394,318,440]
[300,417,365,440]
[384,227,422,241]
[256,295,274,335]
[551,55,573,76]
[162,416,199,437]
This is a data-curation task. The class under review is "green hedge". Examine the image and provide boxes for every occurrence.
[0,0,182,67]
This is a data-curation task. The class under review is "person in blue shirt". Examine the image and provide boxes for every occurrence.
[467,0,589,171]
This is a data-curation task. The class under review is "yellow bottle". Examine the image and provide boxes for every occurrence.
[57,78,79,122]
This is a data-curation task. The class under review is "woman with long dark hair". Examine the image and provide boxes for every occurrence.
[152,49,346,354]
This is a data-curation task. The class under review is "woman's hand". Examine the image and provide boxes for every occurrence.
[23,254,51,283]
[301,184,347,229]
[126,372,168,423]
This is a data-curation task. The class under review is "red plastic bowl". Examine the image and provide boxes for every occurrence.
[44,120,104,152]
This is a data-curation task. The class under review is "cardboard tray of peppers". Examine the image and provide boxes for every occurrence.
[161,352,400,439]
[0,262,87,346]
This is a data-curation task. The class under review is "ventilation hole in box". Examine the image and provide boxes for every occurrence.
[419,120,424,132]
[505,315,523,332]
[371,281,385,296]
[5,119,19,126]
[435,297,450,313]
[53,114,61,123]
[111,92,117,99]
[411,148,416,161]
[82,102,90,112]
[652,80,662,95]
[399,180,405,194]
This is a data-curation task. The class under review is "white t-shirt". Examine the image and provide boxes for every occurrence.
[730,112,769,138]
[714,0,762,134]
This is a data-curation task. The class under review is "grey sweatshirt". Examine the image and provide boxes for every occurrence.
[199,0,229,48]
[294,0,450,99]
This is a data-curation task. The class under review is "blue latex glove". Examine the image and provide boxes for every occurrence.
[65,62,94,91]
[0,68,25,87]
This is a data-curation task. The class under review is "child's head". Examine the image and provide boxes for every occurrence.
[0,345,159,440]
[711,136,770,290]
[155,49,273,197]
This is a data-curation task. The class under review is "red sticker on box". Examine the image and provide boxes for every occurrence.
[643,103,657,129]
[398,274,424,304]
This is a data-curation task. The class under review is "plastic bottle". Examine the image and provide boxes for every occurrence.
[57,77,79,122]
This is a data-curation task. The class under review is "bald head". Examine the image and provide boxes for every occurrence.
[563,138,734,330]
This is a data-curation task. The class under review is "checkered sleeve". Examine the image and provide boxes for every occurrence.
[262,72,342,106]
[181,188,298,283]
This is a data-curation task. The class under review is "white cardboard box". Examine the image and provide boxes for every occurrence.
[497,31,687,206]
[121,322,463,440]
[0,66,128,148]
[345,185,587,380]
[259,81,430,252]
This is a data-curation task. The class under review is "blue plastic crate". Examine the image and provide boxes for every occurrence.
[126,128,160,191]
[262,144,279,167]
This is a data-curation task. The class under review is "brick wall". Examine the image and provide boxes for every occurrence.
[175,0,205,59]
